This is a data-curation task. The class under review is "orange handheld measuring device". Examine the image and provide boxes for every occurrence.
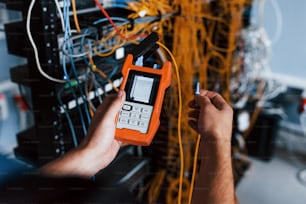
[115,54,172,146]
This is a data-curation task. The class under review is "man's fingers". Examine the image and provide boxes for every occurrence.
[188,110,200,119]
[199,89,209,96]
[195,94,212,109]
[95,91,126,119]
[197,90,228,111]
[210,94,228,110]
[104,90,125,118]
[188,100,200,108]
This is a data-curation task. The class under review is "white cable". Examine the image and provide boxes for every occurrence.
[26,0,66,83]
[258,0,267,28]
[61,33,94,58]
[269,0,283,44]
[257,0,283,44]
[54,0,65,32]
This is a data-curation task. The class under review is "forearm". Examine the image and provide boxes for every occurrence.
[191,138,235,204]
[40,91,124,179]
[39,146,103,178]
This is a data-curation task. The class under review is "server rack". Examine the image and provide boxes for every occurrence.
[1,1,150,194]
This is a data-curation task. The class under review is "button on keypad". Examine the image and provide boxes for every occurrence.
[122,104,132,111]
[120,111,130,117]
[117,102,153,133]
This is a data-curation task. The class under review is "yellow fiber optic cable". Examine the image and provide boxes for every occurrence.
[188,134,201,204]
[72,0,81,33]
[157,41,183,204]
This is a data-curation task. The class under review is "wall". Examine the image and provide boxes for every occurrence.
[252,0,306,89]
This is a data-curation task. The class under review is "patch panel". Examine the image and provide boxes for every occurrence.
[59,78,122,113]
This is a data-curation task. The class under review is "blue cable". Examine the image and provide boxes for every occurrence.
[69,55,92,126]
[55,0,78,147]
[62,56,87,137]
[68,79,88,136]
[93,17,129,25]
[57,86,78,147]
[63,55,88,136]
[62,0,90,136]
[105,60,119,80]
[62,0,70,79]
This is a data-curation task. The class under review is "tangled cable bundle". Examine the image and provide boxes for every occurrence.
[27,1,251,203]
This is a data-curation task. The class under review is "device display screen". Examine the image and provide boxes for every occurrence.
[125,70,160,105]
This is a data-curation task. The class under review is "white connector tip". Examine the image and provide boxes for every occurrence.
[195,82,200,95]
[135,56,144,67]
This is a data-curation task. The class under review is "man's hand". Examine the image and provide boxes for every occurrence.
[188,89,233,142]
[40,91,125,178]
[188,89,235,204]
[80,90,125,170]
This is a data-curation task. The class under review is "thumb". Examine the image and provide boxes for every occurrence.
[195,94,212,109]
[104,90,126,119]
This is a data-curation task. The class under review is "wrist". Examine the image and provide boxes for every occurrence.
[200,137,232,151]
[200,134,232,157]
[75,144,106,177]
[201,130,232,144]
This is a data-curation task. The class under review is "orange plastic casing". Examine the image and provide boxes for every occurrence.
[115,54,172,146]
